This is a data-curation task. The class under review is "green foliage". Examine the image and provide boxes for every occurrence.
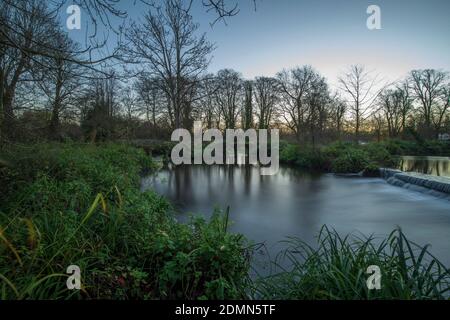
[362,163,381,177]
[381,139,422,156]
[322,142,368,173]
[279,142,325,170]
[0,143,249,300]
[255,226,450,300]
[363,143,397,167]
[380,139,450,157]
[147,212,250,299]
[330,149,369,173]
[280,141,379,173]
[279,141,300,164]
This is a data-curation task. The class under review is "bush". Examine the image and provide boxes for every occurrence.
[364,143,397,168]
[330,148,369,173]
[279,142,325,170]
[423,140,450,156]
[380,139,450,157]
[146,212,250,299]
[280,140,408,173]
[381,139,421,156]
[0,143,250,299]
[362,163,381,177]
[279,142,300,164]
[321,142,371,173]
[322,141,355,159]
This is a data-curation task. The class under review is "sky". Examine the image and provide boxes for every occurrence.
[64,0,450,88]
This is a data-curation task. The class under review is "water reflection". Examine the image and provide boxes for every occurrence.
[398,156,450,177]
[141,165,450,271]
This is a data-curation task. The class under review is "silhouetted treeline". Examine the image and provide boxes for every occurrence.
[1,0,449,145]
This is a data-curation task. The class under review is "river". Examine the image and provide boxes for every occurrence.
[141,164,450,272]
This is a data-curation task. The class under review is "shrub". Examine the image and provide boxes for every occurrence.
[0,143,250,300]
[146,212,250,299]
[280,142,325,170]
[362,163,381,177]
[423,140,450,156]
[279,142,300,164]
[280,140,413,173]
[380,139,450,157]
[330,148,369,173]
[324,142,376,170]
[380,139,421,156]
[322,141,355,159]
[364,143,397,168]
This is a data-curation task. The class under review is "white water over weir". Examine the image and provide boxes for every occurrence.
[380,168,450,200]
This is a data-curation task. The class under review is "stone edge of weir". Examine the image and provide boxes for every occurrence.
[380,168,450,200]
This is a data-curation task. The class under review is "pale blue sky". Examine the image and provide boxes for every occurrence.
[64,0,450,86]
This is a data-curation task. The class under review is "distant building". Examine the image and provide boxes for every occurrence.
[438,133,450,141]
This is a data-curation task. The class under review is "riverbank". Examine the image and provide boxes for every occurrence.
[279,139,450,175]
[279,140,395,174]
[0,143,250,299]
[1,143,450,299]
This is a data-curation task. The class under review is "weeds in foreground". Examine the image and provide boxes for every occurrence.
[0,143,250,299]
[255,226,450,299]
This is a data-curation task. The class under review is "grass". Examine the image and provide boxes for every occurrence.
[0,143,250,299]
[255,226,450,300]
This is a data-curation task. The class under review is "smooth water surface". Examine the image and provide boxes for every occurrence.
[398,156,450,177]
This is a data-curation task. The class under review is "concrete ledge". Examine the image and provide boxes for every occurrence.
[380,168,450,200]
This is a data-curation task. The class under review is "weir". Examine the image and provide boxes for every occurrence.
[380,168,450,200]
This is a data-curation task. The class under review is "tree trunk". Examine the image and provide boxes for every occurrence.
[49,79,63,140]
[89,127,97,144]
[49,101,60,140]
[2,89,15,140]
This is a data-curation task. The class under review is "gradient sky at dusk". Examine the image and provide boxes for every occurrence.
[65,0,450,87]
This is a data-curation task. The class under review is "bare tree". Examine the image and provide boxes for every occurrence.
[254,77,278,129]
[123,0,214,129]
[214,69,242,129]
[370,112,385,142]
[329,93,347,140]
[120,85,141,138]
[397,80,413,136]
[378,81,413,138]
[304,75,329,146]
[0,0,63,140]
[242,80,253,130]
[379,89,403,138]
[195,74,220,128]
[135,75,165,127]
[0,0,124,81]
[277,65,320,142]
[338,65,383,142]
[34,33,85,139]
[202,0,240,25]
[442,85,450,131]
[409,69,448,137]
[0,0,250,65]
[81,73,119,142]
